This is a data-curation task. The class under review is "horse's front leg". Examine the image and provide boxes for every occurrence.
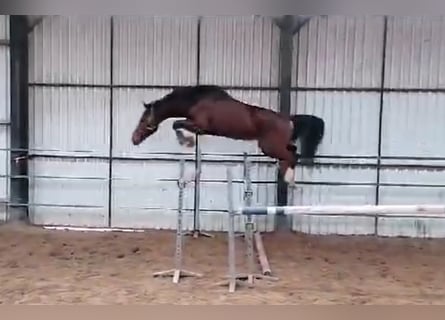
[172,119,204,148]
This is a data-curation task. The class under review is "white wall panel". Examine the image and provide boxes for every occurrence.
[378,217,445,238]
[294,15,384,88]
[200,16,280,87]
[289,166,377,206]
[291,91,380,157]
[292,215,375,236]
[28,16,111,85]
[198,161,275,232]
[28,158,109,227]
[381,93,445,158]
[385,16,445,89]
[113,16,198,86]
[29,87,110,157]
[111,159,196,229]
[379,167,445,204]
[0,15,9,41]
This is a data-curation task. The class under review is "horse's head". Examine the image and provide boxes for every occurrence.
[131,101,159,145]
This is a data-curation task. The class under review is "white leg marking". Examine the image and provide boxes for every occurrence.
[176,129,195,148]
[181,129,195,139]
[284,167,295,185]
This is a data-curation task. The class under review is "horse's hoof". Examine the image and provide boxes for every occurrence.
[283,168,295,185]
[184,137,196,148]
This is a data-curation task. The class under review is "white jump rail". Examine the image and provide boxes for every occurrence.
[238,205,445,219]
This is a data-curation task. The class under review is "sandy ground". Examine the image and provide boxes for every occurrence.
[1,222,445,304]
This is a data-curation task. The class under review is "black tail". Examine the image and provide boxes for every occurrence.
[289,114,325,164]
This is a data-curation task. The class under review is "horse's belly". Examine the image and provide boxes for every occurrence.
[208,121,257,140]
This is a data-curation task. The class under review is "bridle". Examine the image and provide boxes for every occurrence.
[144,102,158,132]
[146,123,158,132]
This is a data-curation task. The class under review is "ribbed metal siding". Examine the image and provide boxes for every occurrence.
[381,92,445,158]
[379,92,445,206]
[111,86,197,228]
[289,91,379,235]
[27,86,110,226]
[111,159,196,229]
[28,16,111,85]
[294,15,384,88]
[28,157,109,227]
[110,16,199,229]
[113,16,198,86]
[291,91,381,156]
[291,16,445,238]
[200,16,280,87]
[385,16,445,89]
[28,87,110,157]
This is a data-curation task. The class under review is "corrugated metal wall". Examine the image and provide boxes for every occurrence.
[26,15,445,236]
[0,15,10,222]
[28,16,111,226]
[197,16,279,232]
[27,15,280,231]
[290,16,445,237]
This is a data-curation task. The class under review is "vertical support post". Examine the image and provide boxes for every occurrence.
[226,166,237,292]
[185,143,213,238]
[374,16,388,237]
[276,17,294,209]
[186,17,213,239]
[174,159,186,279]
[107,15,114,228]
[153,159,202,283]
[243,153,256,284]
[9,15,29,222]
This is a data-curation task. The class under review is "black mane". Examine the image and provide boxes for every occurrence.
[155,85,232,107]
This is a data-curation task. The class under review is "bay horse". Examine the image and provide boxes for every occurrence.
[131,85,325,185]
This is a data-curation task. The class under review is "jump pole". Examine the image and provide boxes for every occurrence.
[239,205,445,218]
[152,159,203,284]
[239,204,445,238]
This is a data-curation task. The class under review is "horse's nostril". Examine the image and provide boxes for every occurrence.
[131,132,140,145]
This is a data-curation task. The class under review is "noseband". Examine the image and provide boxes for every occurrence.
[146,123,158,132]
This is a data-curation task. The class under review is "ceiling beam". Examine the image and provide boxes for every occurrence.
[25,15,45,33]
[273,15,324,35]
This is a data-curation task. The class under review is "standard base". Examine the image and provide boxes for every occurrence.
[184,230,214,238]
[152,268,203,284]
[215,273,279,293]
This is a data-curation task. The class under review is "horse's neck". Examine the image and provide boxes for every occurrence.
[154,100,188,123]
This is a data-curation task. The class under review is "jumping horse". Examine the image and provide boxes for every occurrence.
[131,85,325,185]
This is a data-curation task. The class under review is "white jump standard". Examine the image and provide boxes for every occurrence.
[152,159,203,283]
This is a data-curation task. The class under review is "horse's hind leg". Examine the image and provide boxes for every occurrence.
[258,138,297,186]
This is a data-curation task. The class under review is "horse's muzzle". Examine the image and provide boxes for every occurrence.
[132,126,157,145]
[131,130,144,145]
